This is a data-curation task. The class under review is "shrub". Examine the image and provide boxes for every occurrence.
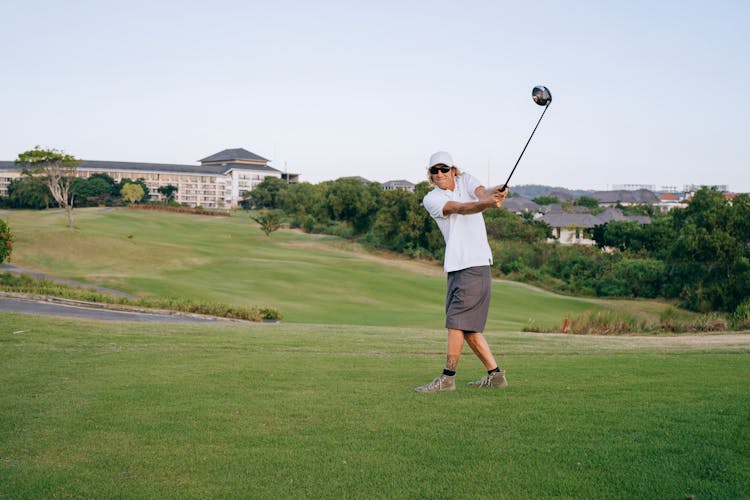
[659,307,730,333]
[521,319,551,333]
[659,307,685,333]
[568,310,645,335]
[0,219,13,263]
[730,299,750,330]
[596,258,665,298]
[686,314,728,332]
[251,210,284,236]
[302,215,317,233]
[127,204,230,217]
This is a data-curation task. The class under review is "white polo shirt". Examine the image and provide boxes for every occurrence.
[423,173,493,273]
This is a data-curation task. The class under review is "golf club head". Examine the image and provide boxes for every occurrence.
[532,86,552,106]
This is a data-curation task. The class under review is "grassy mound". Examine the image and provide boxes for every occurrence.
[1,207,622,329]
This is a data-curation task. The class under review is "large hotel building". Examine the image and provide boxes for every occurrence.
[0,148,299,208]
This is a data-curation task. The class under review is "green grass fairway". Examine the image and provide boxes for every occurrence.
[3,208,659,329]
[1,313,748,498]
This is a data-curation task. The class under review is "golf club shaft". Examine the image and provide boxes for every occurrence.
[501,102,550,191]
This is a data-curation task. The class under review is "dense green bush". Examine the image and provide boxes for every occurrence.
[491,241,548,275]
[4,176,51,209]
[366,188,443,257]
[0,219,13,263]
[484,209,550,243]
[665,189,750,312]
[595,258,665,298]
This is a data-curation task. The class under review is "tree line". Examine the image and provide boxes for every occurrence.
[2,147,181,230]
[249,177,750,316]
[1,171,155,209]
[2,147,746,318]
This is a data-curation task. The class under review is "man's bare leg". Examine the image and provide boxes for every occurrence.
[464,332,498,370]
[465,332,507,388]
[413,329,465,393]
[446,328,465,371]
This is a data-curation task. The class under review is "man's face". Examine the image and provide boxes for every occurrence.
[430,165,455,190]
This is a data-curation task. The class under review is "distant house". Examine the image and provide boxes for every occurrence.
[0,147,299,208]
[656,192,687,212]
[540,209,650,245]
[591,189,659,207]
[502,197,541,214]
[343,176,415,192]
[541,203,589,215]
[540,213,602,245]
[382,180,415,192]
[659,193,679,202]
[724,193,740,203]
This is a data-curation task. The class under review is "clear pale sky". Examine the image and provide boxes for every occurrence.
[2,1,748,192]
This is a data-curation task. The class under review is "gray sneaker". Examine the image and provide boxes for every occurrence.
[467,370,508,388]
[414,374,456,393]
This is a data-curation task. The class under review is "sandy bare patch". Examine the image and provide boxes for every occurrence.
[515,331,750,351]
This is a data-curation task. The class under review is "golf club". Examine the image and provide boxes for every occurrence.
[500,85,552,192]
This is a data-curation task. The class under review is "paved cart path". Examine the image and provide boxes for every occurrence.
[0,296,222,322]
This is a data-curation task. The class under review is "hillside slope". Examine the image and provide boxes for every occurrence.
[3,208,633,329]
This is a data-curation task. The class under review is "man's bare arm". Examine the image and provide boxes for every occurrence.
[442,186,507,216]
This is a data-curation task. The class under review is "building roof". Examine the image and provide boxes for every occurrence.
[591,189,659,204]
[596,207,628,223]
[541,213,603,229]
[503,197,541,213]
[541,209,651,229]
[199,148,268,164]
[383,179,415,187]
[0,159,281,176]
[548,190,575,202]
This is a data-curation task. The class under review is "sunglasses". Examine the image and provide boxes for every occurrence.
[429,166,452,175]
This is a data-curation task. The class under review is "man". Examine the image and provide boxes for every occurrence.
[414,151,508,393]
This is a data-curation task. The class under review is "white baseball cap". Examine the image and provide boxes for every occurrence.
[428,151,453,168]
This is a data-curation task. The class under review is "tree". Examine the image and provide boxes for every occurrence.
[325,178,380,234]
[116,178,150,202]
[618,203,655,217]
[72,175,116,206]
[281,182,327,224]
[157,184,179,203]
[592,216,675,258]
[15,146,80,229]
[532,195,560,205]
[666,187,748,312]
[121,183,145,204]
[574,196,599,209]
[250,177,288,209]
[239,190,254,210]
[251,210,283,236]
[484,209,551,243]
[6,176,51,209]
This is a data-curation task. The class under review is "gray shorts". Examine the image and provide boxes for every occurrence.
[445,265,491,333]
